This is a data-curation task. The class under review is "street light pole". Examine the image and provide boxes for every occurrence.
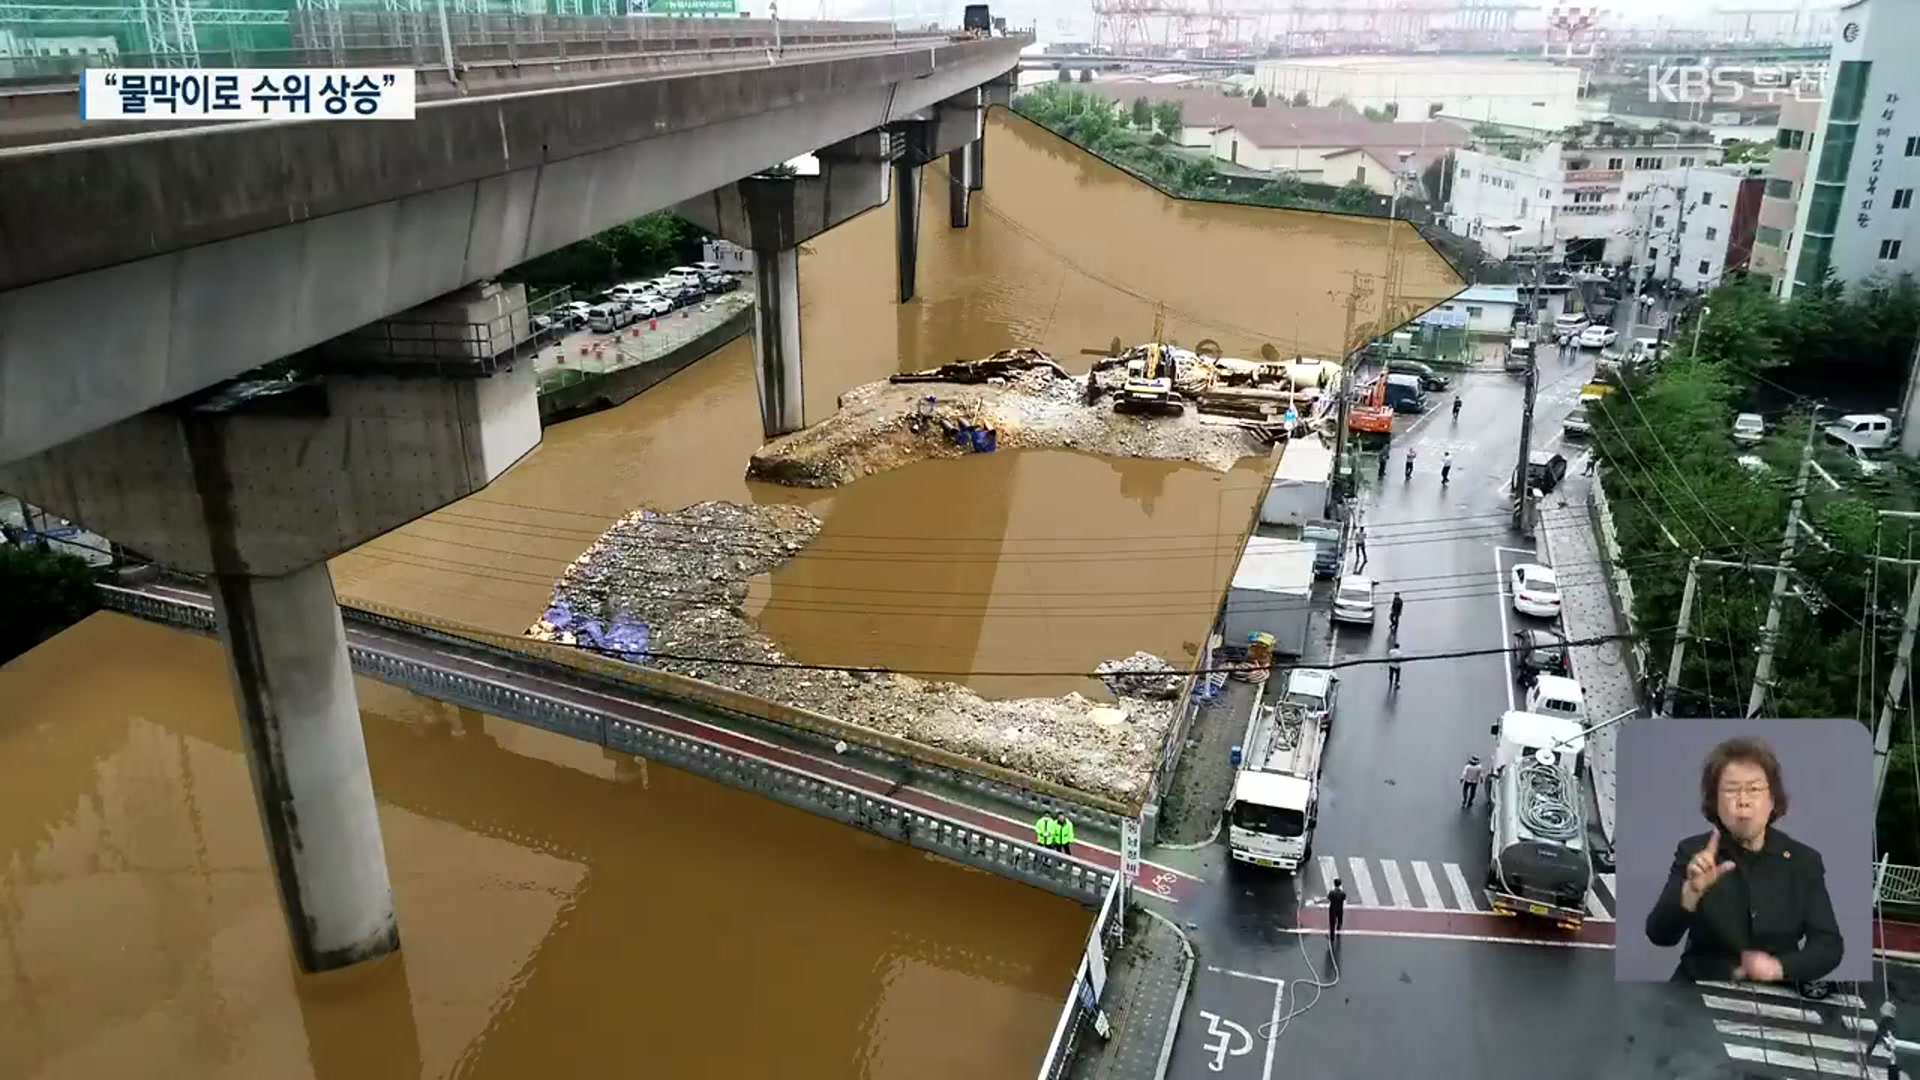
[1691,304,1712,358]
[1746,411,1821,718]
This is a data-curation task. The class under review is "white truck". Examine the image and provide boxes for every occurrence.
[1227,669,1337,871]
[1484,710,1593,931]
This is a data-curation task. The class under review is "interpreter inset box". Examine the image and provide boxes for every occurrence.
[1613,717,1872,983]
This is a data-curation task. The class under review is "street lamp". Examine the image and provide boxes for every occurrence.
[1691,305,1711,357]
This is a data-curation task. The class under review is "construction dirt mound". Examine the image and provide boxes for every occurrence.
[747,349,1274,489]
[526,500,1183,803]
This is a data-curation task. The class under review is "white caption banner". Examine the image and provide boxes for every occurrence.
[81,68,416,121]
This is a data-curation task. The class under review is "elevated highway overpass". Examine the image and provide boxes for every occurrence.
[0,18,1027,976]
[1020,42,1831,71]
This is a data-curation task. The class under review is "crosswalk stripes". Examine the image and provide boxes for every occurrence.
[1695,980,1904,1079]
[1304,854,1619,921]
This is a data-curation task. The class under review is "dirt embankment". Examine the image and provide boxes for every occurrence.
[747,349,1273,489]
[526,501,1184,803]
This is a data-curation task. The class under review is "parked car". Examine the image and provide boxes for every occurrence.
[1526,450,1569,494]
[1505,336,1534,372]
[1554,311,1590,337]
[559,301,594,329]
[1825,412,1898,451]
[1577,325,1618,349]
[1829,434,1887,475]
[1332,575,1377,625]
[586,303,632,333]
[1732,412,1766,445]
[627,292,674,318]
[1384,358,1450,391]
[1512,628,1572,684]
[1562,395,1597,439]
[1510,563,1563,619]
[1383,373,1427,414]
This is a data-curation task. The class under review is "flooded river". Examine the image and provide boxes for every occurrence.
[0,615,1086,1079]
[0,108,1462,1076]
[327,107,1457,693]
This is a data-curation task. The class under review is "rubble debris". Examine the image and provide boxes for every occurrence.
[748,348,1274,489]
[1096,652,1184,700]
[526,499,1183,802]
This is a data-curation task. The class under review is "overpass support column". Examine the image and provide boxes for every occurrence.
[975,76,1014,194]
[895,122,928,302]
[209,561,399,972]
[947,145,974,228]
[679,135,892,436]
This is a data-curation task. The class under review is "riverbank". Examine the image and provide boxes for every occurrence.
[536,292,754,425]
[525,500,1187,804]
[749,350,1273,488]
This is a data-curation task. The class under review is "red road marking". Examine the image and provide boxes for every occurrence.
[1295,905,1619,947]
[119,586,1207,899]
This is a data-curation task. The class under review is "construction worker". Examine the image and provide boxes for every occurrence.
[1035,812,1057,851]
[1057,815,1076,856]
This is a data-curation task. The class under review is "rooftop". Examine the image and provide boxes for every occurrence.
[1219,113,1468,152]
[1082,77,1360,131]
[1454,284,1522,305]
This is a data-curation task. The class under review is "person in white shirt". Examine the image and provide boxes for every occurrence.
[1460,756,1487,808]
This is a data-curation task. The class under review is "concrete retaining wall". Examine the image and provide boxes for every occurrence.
[1589,476,1652,688]
[98,584,1122,904]
[538,306,751,425]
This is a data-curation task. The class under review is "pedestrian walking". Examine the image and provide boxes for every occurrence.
[1582,448,1599,476]
[1389,592,1404,636]
[1327,878,1347,941]
[1460,755,1487,808]
[1376,452,1388,482]
[1034,813,1057,851]
[1056,815,1076,856]
[1387,644,1404,692]
[1354,526,1369,570]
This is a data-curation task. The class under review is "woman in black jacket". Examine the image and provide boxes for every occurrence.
[1643,735,1845,985]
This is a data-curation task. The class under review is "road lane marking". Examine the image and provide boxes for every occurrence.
[1701,995,1826,1024]
[1379,859,1413,908]
[1494,548,1518,711]
[1585,888,1611,921]
[1711,1020,1887,1059]
[1262,979,1283,1080]
[1443,862,1481,911]
[1697,981,1869,1010]
[1316,855,1338,894]
[1409,860,1443,909]
[1723,1042,1866,1077]
[1346,857,1380,907]
[1207,965,1286,986]
[1278,925,1614,950]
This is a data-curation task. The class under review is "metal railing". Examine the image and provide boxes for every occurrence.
[305,284,576,377]
[1037,871,1129,1080]
[0,14,934,85]
[96,582,1120,903]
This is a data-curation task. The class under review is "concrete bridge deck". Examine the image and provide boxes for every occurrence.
[0,31,1026,466]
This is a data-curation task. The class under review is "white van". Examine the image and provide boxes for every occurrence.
[1825,413,1898,451]
[1526,674,1586,723]
[586,303,627,333]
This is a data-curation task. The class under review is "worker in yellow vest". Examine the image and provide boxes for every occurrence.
[1035,813,1057,850]
[1056,815,1076,856]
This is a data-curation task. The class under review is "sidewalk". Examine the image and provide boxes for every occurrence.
[1536,467,1641,847]
[1068,908,1194,1080]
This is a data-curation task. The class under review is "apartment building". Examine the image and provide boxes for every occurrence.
[1749,93,1822,289]
[1637,165,1767,291]
[1445,125,1724,263]
[1778,0,1920,298]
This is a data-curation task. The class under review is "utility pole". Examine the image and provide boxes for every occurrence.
[1746,412,1821,718]
[1661,556,1702,716]
[1332,271,1363,503]
[1513,259,1542,536]
[1872,510,1920,815]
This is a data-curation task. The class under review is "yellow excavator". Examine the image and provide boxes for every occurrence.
[1110,308,1185,416]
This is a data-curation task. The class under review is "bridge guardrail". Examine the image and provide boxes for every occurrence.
[1037,871,1128,1080]
[103,581,1131,829]
[98,583,1117,904]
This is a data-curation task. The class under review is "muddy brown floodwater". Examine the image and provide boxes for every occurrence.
[0,614,1086,1080]
[326,108,1457,692]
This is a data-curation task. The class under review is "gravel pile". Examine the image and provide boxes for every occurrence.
[526,500,1182,802]
[748,349,1271,489]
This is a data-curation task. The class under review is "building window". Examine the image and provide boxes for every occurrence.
[1356,166,1367,183]
[1907,136,1920,157]
[1816,123,1859,185]
[1467,306,1485,318]
[1765,178,1794,199]
[1705,226,1718,241]
[1634,156,1664,169]
[1776,128,1805,150]
[1807,182,1845,234]
[1795,233,1833,287]
[1756,225,1785,248]
[1520,197,1529,214]
[1700,191,1712,206]
[1649,247,1660,262]
[1459,168,1471,179]
[1880,238,1904,260]
[1607,157,1623,169]
[1829,60,1872,123]
[1681,156,1697,166]
[1654,214,1666,227]
[1698,259,1711,275]
[1897,188,1915,210]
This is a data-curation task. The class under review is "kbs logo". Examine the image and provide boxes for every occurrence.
[1647,64,1825,105]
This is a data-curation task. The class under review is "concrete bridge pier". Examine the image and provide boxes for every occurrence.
[893,90,986,294]
[0,283,544,971]
[679,133,893,436]
[974,75,1014,195]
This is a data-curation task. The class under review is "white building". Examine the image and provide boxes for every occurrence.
[1635,165,1766,292]
[1423,285,1522,336]
[1780,0,1920,298]
[1253,55,1584,135]
[1446,127,1724,264]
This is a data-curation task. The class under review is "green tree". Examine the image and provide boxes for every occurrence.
[1151,99,1182,136]
[0,545,99,664]
[1130,96,1152,129]
[510,211,700,290]
[1333,179,1374,211]
[1722,139,1770,164]
[1291,90,1309,107]
[1420,151,1454,204]
[1250,88,1268,107]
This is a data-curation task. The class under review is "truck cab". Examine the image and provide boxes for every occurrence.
[1228,697,1327,871]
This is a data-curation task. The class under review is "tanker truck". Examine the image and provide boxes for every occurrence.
[1484,710,1593,932]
